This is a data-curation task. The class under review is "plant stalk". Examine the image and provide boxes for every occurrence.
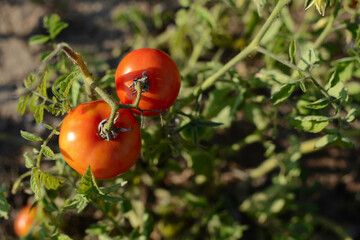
[194,0,291,96]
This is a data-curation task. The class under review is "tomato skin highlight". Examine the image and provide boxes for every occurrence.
[115,48,181,116]
[59,100,141,180]
[14,205,37,237]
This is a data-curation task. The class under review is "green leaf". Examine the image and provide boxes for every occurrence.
[328,80,348,102]
[40,172,65,190]
[326,71,349,101]
[17,94,30,115]
[305,98,329,109]
[315,134,338,148]
[327,71,338,88]
[304,0,315,9]
[0,184,11,219]
[29,34,50,45]
[203,84,236,119]
[71,79,81,107]
[299,80,306,93]
[178,0,190,7]
[271,84,295,105]
[85,224,111,235]
[347,81,360,100]
[337,136,355,148]
[142,210,154,238]
[44,14,61,30]
[31,168,41,198]
[77,166,94,194]
[289,40,296,64]
[60,70,80,97]
[52,85,65,101]
[41,145,55,159]
[298,48,319,71]
[100,181,128,194]
[245,102,269,131]
[121,199,132,214]
[98,194,124,202]
[20,130,43,142]
[336,61,354,82]
[291,115,330,133]
[63,194,89,213]
[50,22,69,39]
[24,152,36,168]
[11,177,23,195]
[44,124,54,130]
[39,71,50,98]
[345,108,357,123]
[34,104,45,124]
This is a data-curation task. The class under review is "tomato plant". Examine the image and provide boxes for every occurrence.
[3,0,359,239]
[115,48,181,116]
[14,205,37,238]
[59,100,141,180]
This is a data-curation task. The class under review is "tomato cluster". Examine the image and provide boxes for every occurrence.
[59,49,180,180]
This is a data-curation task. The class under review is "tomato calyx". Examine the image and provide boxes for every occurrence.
[128,71,150,94]
[97,112,132,141]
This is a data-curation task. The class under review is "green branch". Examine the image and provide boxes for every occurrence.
[193,0,292,96]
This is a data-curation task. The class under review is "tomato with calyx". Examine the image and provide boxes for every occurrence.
[115,48,181,116]
[59,100,141,180]
[14,205,37,237]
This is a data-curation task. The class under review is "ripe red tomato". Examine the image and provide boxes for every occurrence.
[115,48,181,116]
[14,205,37,237]
[59,100,141,180]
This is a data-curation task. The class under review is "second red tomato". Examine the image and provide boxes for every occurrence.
[115,48,181,116]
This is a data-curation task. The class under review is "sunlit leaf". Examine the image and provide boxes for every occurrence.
[31,167,41,198]
[20,130,43,142]
[271,83,295,105]
[305,98,329,109]
[40,172,65,190]
[315,134,338,148]
[17,94,30,115]
[41,145,55,159]
[291,115,330,133]
[24,152,36,168]
[29,34,50,45]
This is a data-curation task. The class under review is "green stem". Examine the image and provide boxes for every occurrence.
[255,46,303,72]
[37,120,63,166]
[313,1,341,49]
[62,46,120,131]
[31,90,61,106]
[194,0,291,96]
[315,215,353,240]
